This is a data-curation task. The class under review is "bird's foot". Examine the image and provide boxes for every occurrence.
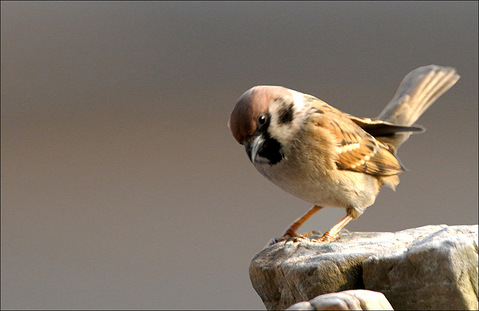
[309,230,345,243]
[309,234,332,243]
[269,231,322,245]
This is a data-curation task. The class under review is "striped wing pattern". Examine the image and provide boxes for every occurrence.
[308,98,404,176]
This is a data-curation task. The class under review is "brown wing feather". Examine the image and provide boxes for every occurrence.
[347,115,425,154]
[308,99,404,176]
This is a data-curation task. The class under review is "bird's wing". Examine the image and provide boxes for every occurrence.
[347,115,424,154]
[308,98,404,176]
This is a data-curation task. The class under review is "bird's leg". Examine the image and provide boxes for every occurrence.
[315,214,354,243]
[284,205,323,237]
[270,205,323,244]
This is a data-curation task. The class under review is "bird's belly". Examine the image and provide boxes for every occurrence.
[254,160,379,214]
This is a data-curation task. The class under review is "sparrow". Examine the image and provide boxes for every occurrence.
[228,65,460,243]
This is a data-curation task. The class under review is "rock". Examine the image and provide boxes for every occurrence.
[287,289,393,310]
[249,225,478,310]
[363,225,478,310]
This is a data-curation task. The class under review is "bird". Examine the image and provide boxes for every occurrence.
[228,65,460,243]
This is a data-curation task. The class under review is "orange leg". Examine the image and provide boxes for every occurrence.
[282,205,323,238]
[317,214,354,243]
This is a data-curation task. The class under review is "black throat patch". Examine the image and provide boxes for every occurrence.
[257,133,284,165]
[245,113,284,165]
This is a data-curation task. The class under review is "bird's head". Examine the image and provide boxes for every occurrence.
[228,85,312,165]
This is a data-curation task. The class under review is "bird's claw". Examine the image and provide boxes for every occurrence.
[269,231,325,245]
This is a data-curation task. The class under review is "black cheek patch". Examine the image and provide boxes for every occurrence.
[277,102,294,124]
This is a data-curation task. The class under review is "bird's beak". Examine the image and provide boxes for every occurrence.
[245,135,264,163]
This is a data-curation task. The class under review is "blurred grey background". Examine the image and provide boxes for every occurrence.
[1,1,477,309]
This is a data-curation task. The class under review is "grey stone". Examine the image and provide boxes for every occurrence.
[287,290,393,310]
[249,225,478,310]
[363,225,478,310]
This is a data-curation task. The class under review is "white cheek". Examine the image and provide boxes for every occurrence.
[268,116,297,144]
[268,93,310,147]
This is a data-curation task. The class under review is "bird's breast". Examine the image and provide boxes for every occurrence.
[253,155,380,214]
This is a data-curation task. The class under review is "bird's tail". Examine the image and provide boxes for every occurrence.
[375,65,460,151]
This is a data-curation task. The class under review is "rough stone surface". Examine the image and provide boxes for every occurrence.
[363,226,478,310]
[287,289,393,310]
[249,225,478,310]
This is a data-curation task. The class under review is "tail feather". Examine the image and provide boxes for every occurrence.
[375,65,460,151]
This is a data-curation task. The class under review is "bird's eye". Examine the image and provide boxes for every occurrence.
[258,114,267,126]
